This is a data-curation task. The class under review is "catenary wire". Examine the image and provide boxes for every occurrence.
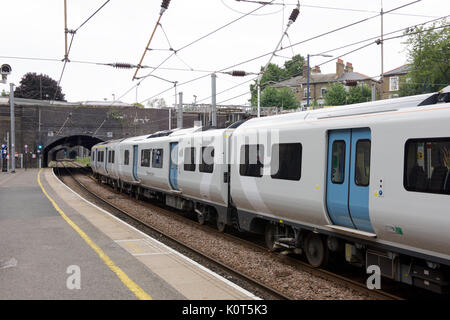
[137,1,425,103]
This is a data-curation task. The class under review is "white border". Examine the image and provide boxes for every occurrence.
[50,169,260,300]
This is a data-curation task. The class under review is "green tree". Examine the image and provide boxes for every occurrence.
[133,102,145,108]
[400,19,449,96]
[250,54,305,105]
[347,84,372,104]
[283,54,305,78]
[14,72,65,101]
[147,98,167,108]
[324,83,347,105]
[261,87,299,109]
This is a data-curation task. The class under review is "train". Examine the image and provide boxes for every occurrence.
[91,86,450,293]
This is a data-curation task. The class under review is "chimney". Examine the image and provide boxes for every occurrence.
[312,65,321,74]
[345,62,353,73]
[336,59,344,76]
[302,65,308,78]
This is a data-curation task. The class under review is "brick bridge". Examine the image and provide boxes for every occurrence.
[0,98,247,168]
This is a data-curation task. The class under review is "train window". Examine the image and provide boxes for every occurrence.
[141,149,151,167]
[124,150,129,165]
[111,150,115,164]
[98,151,103,162]
[331,140,345,184]
[200,146,214,173]
[184,147,196,171]
[404,138,450,195]
[355,140,371,186]
[240,144,264,177]
[152,149,164,168]
[271,143,302,181]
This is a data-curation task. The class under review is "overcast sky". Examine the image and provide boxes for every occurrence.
[0,0,448,107]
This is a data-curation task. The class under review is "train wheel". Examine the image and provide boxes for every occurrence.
[135,188,141,200]
[197,211,205,225]
[217,220,226,233]
[304,232,328,268]
[265,223,277,251]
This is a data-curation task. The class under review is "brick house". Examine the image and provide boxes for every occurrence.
[273,59,378,108]
[381,64,411,99]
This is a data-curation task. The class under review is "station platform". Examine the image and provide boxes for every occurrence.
[0,169,257,300]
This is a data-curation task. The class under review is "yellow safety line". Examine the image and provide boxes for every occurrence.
[37,168,152,300]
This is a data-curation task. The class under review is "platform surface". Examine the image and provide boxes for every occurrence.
[0,169,256,300]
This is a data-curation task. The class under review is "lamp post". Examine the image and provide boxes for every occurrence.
[306,53,332,110]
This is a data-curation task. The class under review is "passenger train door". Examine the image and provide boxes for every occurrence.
[169,142,179,190]
[326,128,374,233]
[132,145,139,181]
[105,147,109,174]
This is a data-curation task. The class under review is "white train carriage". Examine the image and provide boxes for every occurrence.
[91,142,108,176]
[91,87,450,292]
[176,128,232,229]
[229,88,450,292]
[92,138,126,187]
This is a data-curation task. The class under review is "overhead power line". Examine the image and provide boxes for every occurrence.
[75,0,111,33]
[53,0,111,102]
[140,14,448,106]
[132,0,172,80]
[137,0,425,104]
[316,22,450,68]
[231,0,438,18]
[135,0,276,84]
[120,0,275,105]
[218,0,423,75]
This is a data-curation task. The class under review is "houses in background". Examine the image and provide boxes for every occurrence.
[381,64,411,99]
[273,58,411,108]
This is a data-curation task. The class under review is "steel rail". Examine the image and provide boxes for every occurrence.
[60,160,402,300]
[55,161,291,300]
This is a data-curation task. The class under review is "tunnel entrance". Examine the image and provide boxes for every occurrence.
[43,135,104,167]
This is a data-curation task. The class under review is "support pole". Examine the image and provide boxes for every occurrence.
[380,5,384,100]
[257,80,261,118]
[372,83,377,101]
[168,108,172,130]
[64,0,69,61]
[132,14,163,80]
[211,73,217,127]
[10,83,15,173]
[177,91,183,129]
[306,54,310,110]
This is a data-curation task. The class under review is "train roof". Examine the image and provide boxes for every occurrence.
[240,86,449,129]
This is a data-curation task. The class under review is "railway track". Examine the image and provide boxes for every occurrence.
[55,160,402,300]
